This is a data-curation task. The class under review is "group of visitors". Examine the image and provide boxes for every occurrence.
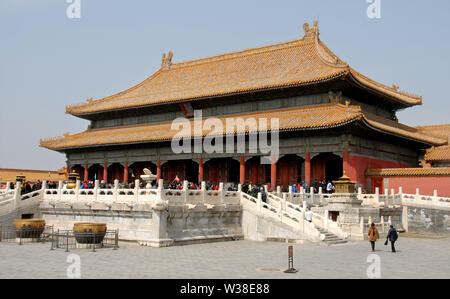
[279,180,336,194]
[1,180,44,195]
[368,222,398,253]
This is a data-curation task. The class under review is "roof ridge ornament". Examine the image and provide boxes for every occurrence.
[303,20,319,38]
[161,51,173,70]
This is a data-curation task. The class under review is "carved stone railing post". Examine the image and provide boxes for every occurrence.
[183,181,189,203]
[399,187,404,205]
[276,186,281,196]
[113,179,119,202]
[288,186,293,201]
[75,180,80,201]
[42,180,48,191]
[384,188,390,206]
[13,182,21,210]
[157,179,164,201]
[257,192,262,213]
[375,187,380,206]
[58,181,63,201]
[201,181,206,203]
[5,181,10,194]
[94,180,99,201]
[219,182,225,205]
[310,187,315,203]
[280,193,286,219]
[324,210,329,230]
[134,180,139,202]
[433,190,439,205]
[402,205,408,232]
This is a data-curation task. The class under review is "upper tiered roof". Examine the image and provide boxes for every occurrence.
[65,21,422,116]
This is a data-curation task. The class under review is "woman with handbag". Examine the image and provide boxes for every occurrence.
[368,223,380,252]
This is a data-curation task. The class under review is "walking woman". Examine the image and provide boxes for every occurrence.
[368,223,379,252]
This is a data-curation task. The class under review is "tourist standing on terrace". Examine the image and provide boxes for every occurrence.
[368,223,380,252]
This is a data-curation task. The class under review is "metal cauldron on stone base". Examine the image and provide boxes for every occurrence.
[13,219,46,238]
[67,171,79,189]
[73,223,107,244]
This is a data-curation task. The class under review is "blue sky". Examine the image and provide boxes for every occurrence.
[0,0,449,170]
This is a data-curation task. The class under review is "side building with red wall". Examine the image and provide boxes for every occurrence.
[366,168,450,197]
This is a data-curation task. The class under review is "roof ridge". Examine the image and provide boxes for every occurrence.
[170,38,310,69]
[66,69,164,113]
[349,68,422,100]
[416,124,450,129]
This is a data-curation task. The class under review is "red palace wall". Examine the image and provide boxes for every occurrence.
[346,155,413,191]
[383,176,450,197]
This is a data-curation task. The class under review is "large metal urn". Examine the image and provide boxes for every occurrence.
[13,219,46,239]
[73,222,107,244]
[67,171,79,189]
[332,171,356,194]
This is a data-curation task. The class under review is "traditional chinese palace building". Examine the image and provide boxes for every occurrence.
[40,21,448,192]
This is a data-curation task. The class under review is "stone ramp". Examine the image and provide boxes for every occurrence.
[241,192,325,244]
[0,190,43,226]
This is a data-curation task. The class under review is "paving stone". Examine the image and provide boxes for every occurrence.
[0,237,449,279]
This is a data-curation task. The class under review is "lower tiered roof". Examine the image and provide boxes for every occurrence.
[40,103,446,151]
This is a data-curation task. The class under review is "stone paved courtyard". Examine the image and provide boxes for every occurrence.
[0,236,449,279]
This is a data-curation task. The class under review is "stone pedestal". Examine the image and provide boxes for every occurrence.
[326,193,363,223]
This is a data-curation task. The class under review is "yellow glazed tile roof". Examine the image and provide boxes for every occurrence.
[361,113,446,146]
[40,103,445,150]
[425,146,450,162]
[416,124,450,161]
[366,167,450,177]
[65,22,421,116]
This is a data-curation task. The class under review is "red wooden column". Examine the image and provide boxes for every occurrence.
[123,162,129,184]
[103,163,108,183]
[240,156,245,185]
[157,160,161,181]
[270,158,277,191]
[305,152,311,187]
[84,164,89,182]
[198,158,204,182]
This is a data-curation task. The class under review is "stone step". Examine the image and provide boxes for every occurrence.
[324,240,347,245]
[265,237,304,244]
[324,236,342,241]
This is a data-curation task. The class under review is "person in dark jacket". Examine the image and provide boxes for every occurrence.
[387,225,398,253]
